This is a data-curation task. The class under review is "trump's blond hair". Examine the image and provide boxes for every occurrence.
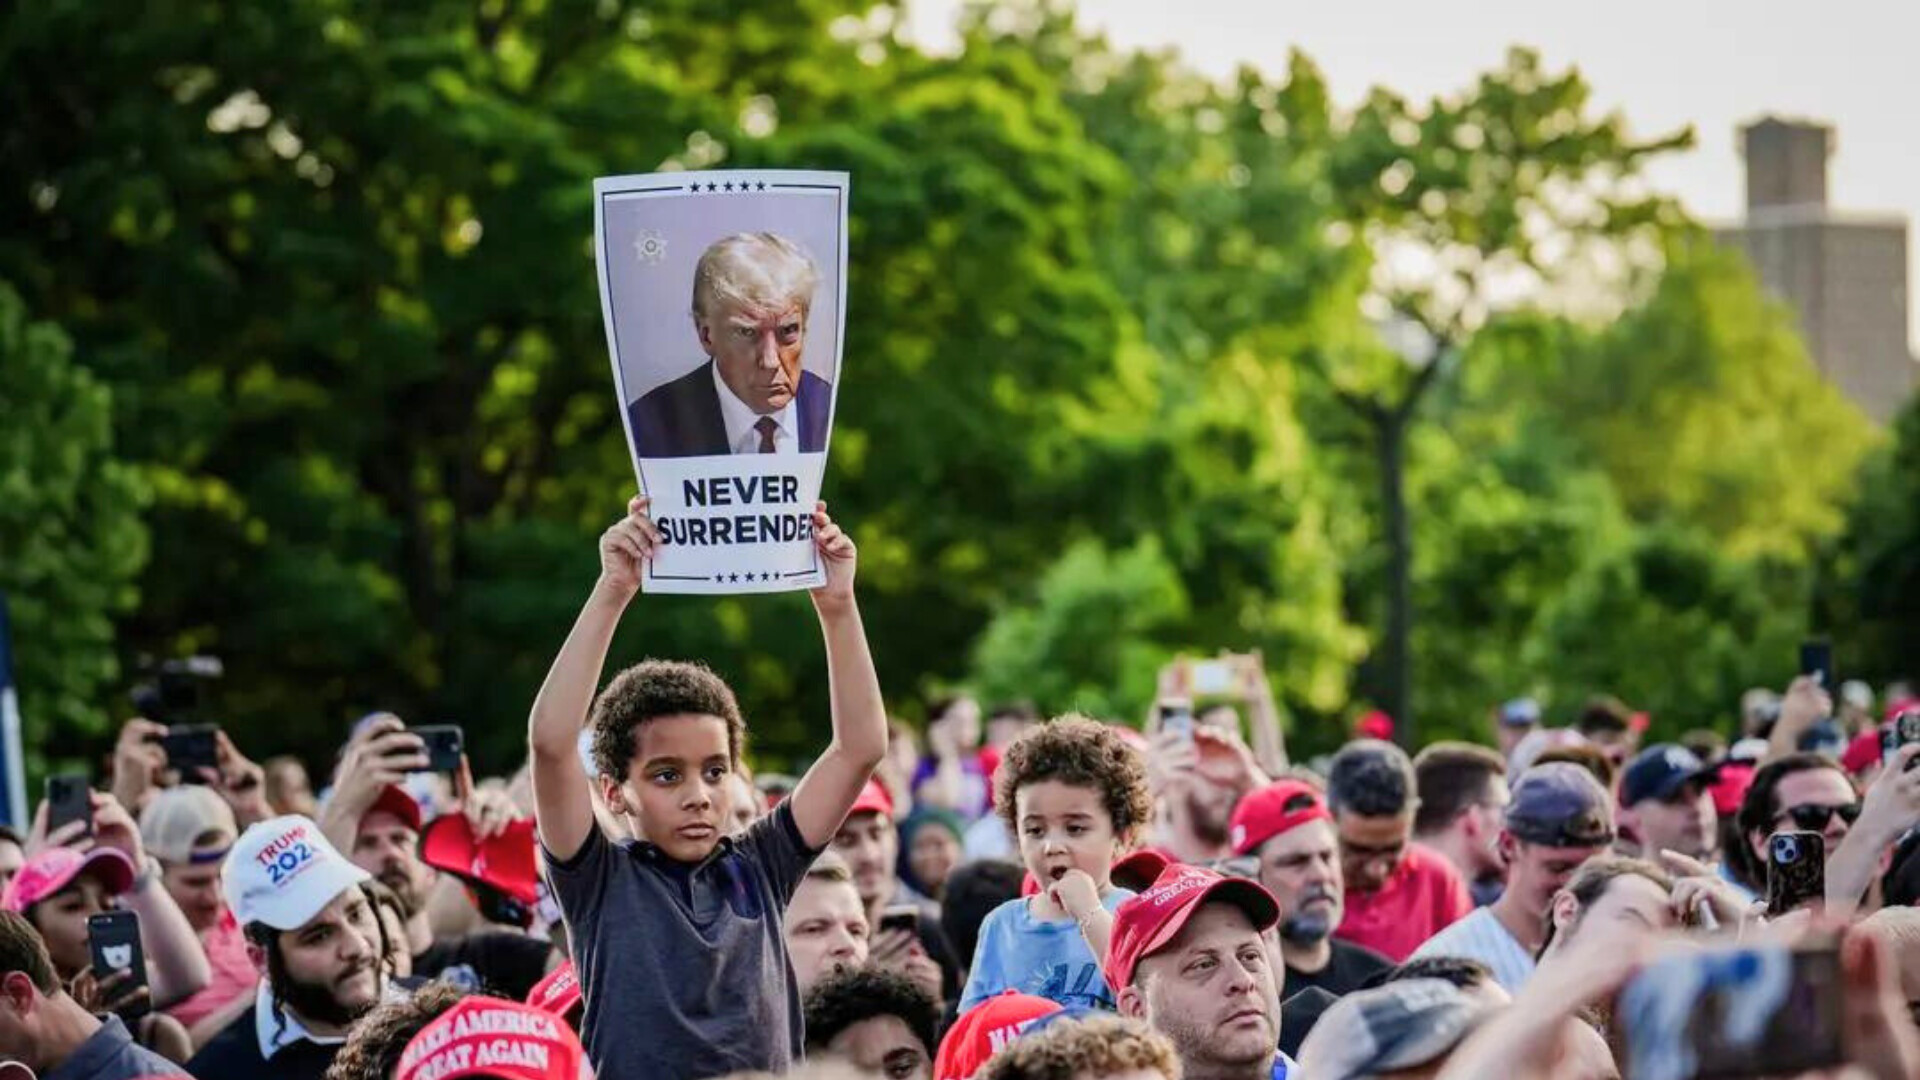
[691,232,820,324]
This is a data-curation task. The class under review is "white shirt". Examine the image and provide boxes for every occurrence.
[962,813,1015,861]
[1407,905,1537,993]
[712,363,797,454]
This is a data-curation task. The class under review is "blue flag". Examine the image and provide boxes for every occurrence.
[0,592,24,829]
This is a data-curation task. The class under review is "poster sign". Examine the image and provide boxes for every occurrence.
[593,169,848,594]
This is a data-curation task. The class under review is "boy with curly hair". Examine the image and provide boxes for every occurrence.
[803,965,941,1079]
[981,1014,1180,1080]
[959,717,1153,1013]
[528,496,888,1080]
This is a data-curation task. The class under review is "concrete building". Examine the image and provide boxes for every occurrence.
[1715,117,1917,423]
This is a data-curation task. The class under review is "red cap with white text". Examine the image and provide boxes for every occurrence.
[396,996,584,1080]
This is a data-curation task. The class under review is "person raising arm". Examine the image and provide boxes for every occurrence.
[526,494,886,1080]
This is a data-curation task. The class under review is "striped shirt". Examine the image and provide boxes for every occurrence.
[1407,906,1537,992]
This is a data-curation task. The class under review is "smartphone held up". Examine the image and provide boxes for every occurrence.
[1617,940,1844,1080]
[87,910,151,1020]
[1765,830,1825,918]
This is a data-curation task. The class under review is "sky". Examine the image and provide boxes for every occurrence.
[907,0,1920,351]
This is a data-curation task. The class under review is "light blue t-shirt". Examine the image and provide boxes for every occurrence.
[960,889,1135,1013]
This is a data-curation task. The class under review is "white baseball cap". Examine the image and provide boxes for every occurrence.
[223,815,369,931]
[140,784,239,865]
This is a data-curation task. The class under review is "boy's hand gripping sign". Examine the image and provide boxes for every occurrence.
[593,170,849,594]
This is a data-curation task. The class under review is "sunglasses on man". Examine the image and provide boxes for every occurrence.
[1772,801,1862,832]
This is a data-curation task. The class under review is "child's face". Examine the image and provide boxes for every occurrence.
[607,713,734,862]
[1015,779,1121,888]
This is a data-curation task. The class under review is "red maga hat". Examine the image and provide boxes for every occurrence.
[1104,864,1278,994]
[1228,779,1330,856]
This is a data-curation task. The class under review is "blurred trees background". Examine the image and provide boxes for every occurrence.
[1,0,1908,780]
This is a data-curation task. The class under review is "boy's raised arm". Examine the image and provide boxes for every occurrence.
[788,504,890,849]
[529,495,659,862]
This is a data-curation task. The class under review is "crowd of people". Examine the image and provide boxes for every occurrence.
[4,497,1920,1080]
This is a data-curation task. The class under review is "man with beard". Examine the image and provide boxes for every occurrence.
[1228,780,1391,1001]
[1109,865,1297,1079]
[1146,723,1268,866]
[322,716,558,999]
[188,816,403,1080]
[829,779,959,1005]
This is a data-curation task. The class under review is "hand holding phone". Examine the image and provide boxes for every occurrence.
[1157,701,1194,741]
[410,725,465,774]
[1617,940,1843,1079]
[158,724,220,783]
[877,905,921,937]
[1798,639,1834,691]
[1765,830,1826,917]
[86,911,151,1020]
[45,774,94,842]
[1189,659,1235,698]
[1884,708,1920,771]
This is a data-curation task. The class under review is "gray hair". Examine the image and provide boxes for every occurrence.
[691,232,819,323]
[1327,739,1417,817]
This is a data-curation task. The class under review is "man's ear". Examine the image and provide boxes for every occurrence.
[1,971,38,1016]
[1616,808,1641,848]
[1497,830,1520,865]
[1549,889,1580,932]
[1116,984,1146,1020]
[1459,806,1485,842]
[244,939,270,978]
[695,318,713,355]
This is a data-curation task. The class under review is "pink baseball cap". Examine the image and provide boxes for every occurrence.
[1,846,136,913]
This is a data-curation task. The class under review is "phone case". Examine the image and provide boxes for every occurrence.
[46,775,93,838]
[1619,943,1843,1079]
[1765,831,1825,917]
[87,912,151,1020]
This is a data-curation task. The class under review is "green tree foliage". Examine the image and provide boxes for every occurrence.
[1818,396,1920,685]
[970,538,1187,722]
[0,283,149,767]
[1492,239,1877,562]
[1524,525,1808,730]
[0,1,1893,772]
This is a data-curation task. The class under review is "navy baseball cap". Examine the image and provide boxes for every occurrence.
[1505,762,1614,848]
[1620,744,1708,807]
[1499,698,1542,727]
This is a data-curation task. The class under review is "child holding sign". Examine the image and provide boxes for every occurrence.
[527,495,886,1080]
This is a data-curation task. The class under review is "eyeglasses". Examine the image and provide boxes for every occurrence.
[1772,802,1862,832]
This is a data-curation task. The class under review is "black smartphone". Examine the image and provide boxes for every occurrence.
[410,725,464,774]
[158,724,220,783]
[1884,708,1920,770]
[1765,830,1826,917]
[87,911,151,1020]
[877,905,920,937]
[1617,940,1843,1079]
[45,773,93,840]
[1798,638,1834,690]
